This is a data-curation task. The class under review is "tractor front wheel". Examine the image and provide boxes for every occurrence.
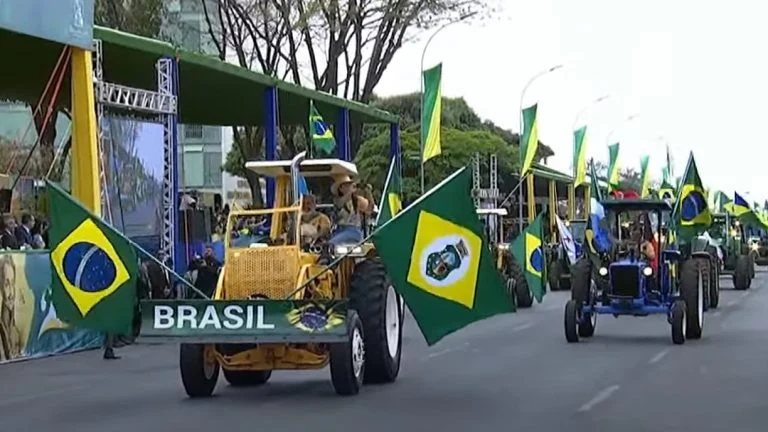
[680,260,704,340]
[548,260,562,291]
[180,343,219,398]
[733,255,750,290]
[508,259,533,308]
[670,300,686,345]
[349,258,403,384]
[564,299,580,343]
[330,310,365,396]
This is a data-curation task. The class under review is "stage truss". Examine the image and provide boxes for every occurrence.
[92,39,179,268]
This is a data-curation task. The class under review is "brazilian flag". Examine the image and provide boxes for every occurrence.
[511,214,545,303]
[47,181,138,335]
[672,152,712,240]
[657,179,676,201]
[372,167,511,346]
[376,156,403,226]
[309,100,336,155]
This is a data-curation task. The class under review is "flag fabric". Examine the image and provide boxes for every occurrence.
[309,100,336,155]
[583,197,612,270]
[371,167,511,346]
[510,213,545,303]
[376,156,403,226]
[589,158,604,202]
[421,63,442,162]
[607,143,620,191]
[520,103,539,175]
[672,152,712,240]
[47,181,138,335]
[555,214,576,265]
[573,126,588,185]
[658,179,676,201]
[733,192,750,216]
[639,155,651,198]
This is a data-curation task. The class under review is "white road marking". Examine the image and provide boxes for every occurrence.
[422,342,470,360]
[648,348,670,364]
[512,322,534,332]
[577,385,620,412]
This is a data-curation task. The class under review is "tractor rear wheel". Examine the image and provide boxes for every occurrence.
[508,259,533,308]
[180,343,219,398]
[709,257,720,309]
[680,259,704,340]
[748,252,756,279]
[222,369,272,387]
[349,258,403,384]
[733,255,750,290]
[330,310,365,396]
[548,260,562,291]
[694,256,712,311]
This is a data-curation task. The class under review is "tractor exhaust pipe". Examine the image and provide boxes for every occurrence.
[290,151,307,204]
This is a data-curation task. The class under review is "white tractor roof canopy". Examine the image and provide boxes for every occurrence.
[245,158,358,178]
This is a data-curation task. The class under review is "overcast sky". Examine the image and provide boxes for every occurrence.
[375,0,767,204]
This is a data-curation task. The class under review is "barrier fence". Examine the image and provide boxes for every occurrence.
[0,250,104,363]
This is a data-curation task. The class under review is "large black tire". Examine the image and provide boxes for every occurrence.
[508,259,533,308]
[222,369,272,387]
[670,300,686,345]
[693,256,712,311]
[733,255,750,290]
[709,257,720,309]
[578,309,596,337]
[564,299,579,343]
[180,343,219,398]
[548,260,562,291]
[680,259,704,340]
[748,252,756,279]
[330,310,365,396]
[570,259,591,304]
[349,258,402,384]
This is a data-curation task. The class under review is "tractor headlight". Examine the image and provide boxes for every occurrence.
[751,243,759,251]
[335,245,363,255]
[598,267,608,276]
[643,266,653,277]
[497,243,509,250]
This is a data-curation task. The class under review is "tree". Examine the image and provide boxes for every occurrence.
[592,161,656,192]
[204,0,499,204]
[356,127,518,204]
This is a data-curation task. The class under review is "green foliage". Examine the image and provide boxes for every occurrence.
[355,127,518,204]
[94,0,165,38]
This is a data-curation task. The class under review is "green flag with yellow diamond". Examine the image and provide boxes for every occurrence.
[372,167,512,345]
[672,152,712,241]
[639,155,651,198]
[310,100,336,155]
[47,181,138,335]
[573,126,588,185]
[510,214,545,303]
[376,156,403,226]
[519,103,539,175]
[607,142,620,191]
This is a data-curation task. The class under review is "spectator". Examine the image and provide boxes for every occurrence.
[0,215,19,250]
[31,219,48,249]
[14,213,34,248]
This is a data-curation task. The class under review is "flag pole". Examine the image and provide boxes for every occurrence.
[375,156,396,226]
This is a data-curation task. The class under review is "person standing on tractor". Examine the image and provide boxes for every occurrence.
[329,175,371,245]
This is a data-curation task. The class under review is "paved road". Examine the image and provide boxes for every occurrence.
[2,270,768,432]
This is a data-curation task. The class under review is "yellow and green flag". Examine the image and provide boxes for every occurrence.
[510,213,545,303]
[309,100,336,155]
[421,63,442,162]
[573,126,588,185]
[639,155,651,198]
[371,167,512,346]
[376,156,403,226]
[607,143,620,191]
[47,181,139,335]
[658,179,676,201]
[672,152,712,240]
[520,103,539,175]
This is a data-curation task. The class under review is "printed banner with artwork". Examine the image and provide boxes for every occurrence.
[0,251,104,363]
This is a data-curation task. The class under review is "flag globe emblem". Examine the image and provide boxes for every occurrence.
[528,244,544,274]
[423,236,471,285]
[681,189,708,223]
[62,242,118,293]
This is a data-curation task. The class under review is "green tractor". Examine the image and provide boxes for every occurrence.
[547,219,588,291]
[709,213,754,291]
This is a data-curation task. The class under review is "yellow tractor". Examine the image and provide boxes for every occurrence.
[140,153,404,397]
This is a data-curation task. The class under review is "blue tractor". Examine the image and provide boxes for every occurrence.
[564,199,706,345]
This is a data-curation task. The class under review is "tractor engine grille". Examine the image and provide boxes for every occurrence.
[224,246,300,299]
[609,265,640,298]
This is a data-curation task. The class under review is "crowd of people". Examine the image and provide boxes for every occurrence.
[0,212,48,250]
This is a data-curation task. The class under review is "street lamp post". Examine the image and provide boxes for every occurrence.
[419,11,478,195]
[517,64,563,233]
[570,94,611,173]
